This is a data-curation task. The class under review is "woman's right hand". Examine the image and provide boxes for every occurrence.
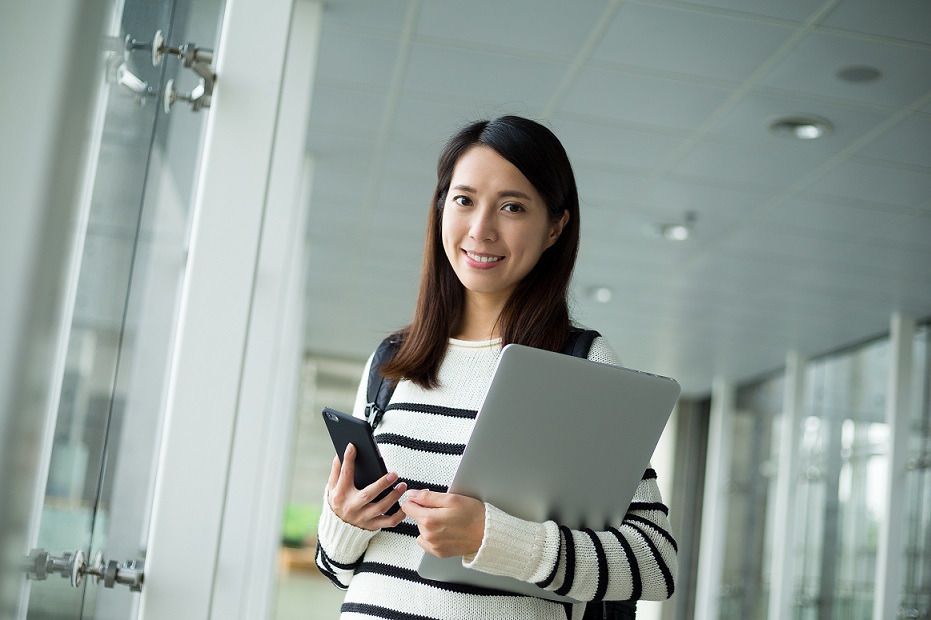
[327,444,407,531]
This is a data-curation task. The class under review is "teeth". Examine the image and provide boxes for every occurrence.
[466,252,503,263]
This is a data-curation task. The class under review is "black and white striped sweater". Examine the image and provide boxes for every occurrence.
[315,336,678,619]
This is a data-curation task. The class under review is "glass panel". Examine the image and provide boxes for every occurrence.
[900,324,931,618]
[792,337,889,620]
[26,1,175,615]
[717,373,784,620]
[25,0,223,616]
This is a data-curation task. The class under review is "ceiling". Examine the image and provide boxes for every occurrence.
[300,0,931,397]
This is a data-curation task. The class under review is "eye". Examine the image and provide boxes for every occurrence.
[452,195,472,207]
[501,202,525,214]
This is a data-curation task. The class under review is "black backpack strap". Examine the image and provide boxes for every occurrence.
[364,334,401,429]
[563,328,600,358]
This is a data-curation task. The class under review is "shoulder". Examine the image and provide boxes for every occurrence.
[586,335,623,367]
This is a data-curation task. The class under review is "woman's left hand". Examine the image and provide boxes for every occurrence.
[402,490,485,558]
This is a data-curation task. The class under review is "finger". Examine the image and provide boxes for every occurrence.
[374,481,406,515]
[358,471,398,506]
[338,443,356,489]
[327,455,341,491]
[405,488,446,508]
[371,505,407,530]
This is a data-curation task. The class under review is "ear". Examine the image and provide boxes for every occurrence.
[546,210,570,248]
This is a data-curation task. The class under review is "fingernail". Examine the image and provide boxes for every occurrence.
[386,472,398,483]
[345,444,354,455]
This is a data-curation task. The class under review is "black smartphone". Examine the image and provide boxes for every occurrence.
[321,407,401,516]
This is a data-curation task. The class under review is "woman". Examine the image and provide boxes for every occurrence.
[315,116,677,619]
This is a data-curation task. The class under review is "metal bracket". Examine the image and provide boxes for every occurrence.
[152,29,216,113]
[24,548,144,593]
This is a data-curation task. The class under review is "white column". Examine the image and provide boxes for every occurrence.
[139,0,299,617]
[694,378,735,620]
[767,351,806,620]
[873,313,914,620]
[210,0,323,616]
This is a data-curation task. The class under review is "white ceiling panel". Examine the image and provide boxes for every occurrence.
[553,117,684,174]
[760,30,931,109]
[807,161,931,208]
[416,0,609,59]
[593,2,794,82]
[315,29,399,90]
[401,43,566,108]
[320,0,411,36]
[820,0,931,45]
[856,116,931,168]
[676,0,827,22]
[673,140,826,189]
[560,67,733,132]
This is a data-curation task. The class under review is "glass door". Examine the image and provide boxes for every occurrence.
[22,0,224,617]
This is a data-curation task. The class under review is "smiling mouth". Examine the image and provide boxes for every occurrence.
[464,250,504,264]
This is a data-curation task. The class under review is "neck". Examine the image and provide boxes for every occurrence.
[453,292,508,341]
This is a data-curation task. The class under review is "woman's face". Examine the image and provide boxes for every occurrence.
[441,146,568,308]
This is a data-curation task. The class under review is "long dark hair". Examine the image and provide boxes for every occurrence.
[381,115,581,388]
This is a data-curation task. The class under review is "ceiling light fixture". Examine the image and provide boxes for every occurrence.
[587,286,613,303]
[655,211,696,241]
[767,115,832,140]
[836,65,882,84]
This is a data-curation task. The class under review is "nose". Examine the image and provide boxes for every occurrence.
[468,206,497,242]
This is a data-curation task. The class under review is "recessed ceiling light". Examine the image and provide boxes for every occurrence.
[659,223,690,241]
[836,65,882,84]
[652,211,696,241]
[587,286,613,303]
[767,115,832,140]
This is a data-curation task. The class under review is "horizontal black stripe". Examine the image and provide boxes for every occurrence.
[642,468,657,480]
[354,562,522,598]
[383,521,420,538]
[628,501,669,516]
[377,433,465,456]
[626,515,678,552]
[385,402,477,419]
[341,602,439,620]
[399,478,448,494]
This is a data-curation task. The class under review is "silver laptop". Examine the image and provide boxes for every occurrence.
[416,343,680,602]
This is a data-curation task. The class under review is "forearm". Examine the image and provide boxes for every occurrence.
[464,469,678,602]
[314,489,378,589]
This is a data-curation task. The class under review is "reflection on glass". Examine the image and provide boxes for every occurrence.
[718,374,784,620]
[901,324,930,617]
[793,337,889,620]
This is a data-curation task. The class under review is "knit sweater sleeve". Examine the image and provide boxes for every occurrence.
[313,353,378,589]
[462,337,678,602]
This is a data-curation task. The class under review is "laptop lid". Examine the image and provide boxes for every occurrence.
[416,343,680,602]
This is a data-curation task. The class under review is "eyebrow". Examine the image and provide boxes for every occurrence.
[451,184,534,201]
